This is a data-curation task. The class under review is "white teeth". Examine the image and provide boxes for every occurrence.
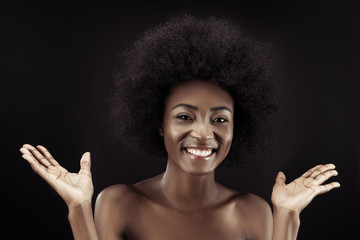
[186,148,213,157]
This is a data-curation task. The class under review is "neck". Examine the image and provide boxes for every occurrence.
[160,158,219,212]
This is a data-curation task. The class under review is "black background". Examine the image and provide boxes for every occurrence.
[1,1,359,239]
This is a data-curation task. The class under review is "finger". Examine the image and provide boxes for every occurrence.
[318,182,341,195]
[302,164,322,178]
[23,144,52,168]
[315,169,338,185]
[36,145,60,166]
[78,152,91,176]
[20,147,34,157]
[310,164,336,179]
[274,171,286,186]
[46,166,62,179]
[22,154,48,178]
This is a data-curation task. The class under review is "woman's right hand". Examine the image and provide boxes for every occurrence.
[20,144,94,208]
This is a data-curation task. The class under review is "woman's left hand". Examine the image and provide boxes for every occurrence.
[271,163,340,214]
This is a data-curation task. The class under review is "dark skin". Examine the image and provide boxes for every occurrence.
[94,80,272,239]
[20,80,340,240]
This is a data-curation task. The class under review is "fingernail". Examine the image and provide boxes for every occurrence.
[22,155,28,160]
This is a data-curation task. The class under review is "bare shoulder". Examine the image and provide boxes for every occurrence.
[95,173,162,208]
[232,192,273,239]
[94,184,143,238]
[218,184,271,214]
[97,184,138,201]
[229,191,272,219]
[238,192,272,213]
[217,184,272,239]
[95,184,141,210]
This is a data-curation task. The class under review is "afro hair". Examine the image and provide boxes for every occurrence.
[108,13,278,168]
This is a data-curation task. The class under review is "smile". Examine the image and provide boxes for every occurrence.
[183,147,217,159]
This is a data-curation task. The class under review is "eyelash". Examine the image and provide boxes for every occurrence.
[176,114,192,121]
[176,114,228,123]
[213,117,228,123]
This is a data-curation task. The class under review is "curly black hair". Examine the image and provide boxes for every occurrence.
[108,13,278,168]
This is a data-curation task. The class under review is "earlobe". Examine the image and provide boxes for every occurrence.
[159,123,164,137]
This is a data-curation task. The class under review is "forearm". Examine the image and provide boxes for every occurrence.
[272,206,300,240]
[68,201,99,240]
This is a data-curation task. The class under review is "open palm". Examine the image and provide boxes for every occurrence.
[20,144,94,207]
[271,164,340,213]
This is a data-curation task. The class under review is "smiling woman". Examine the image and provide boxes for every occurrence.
[160,80,234,176]
[19,13,340,240]
[109,13,278,168]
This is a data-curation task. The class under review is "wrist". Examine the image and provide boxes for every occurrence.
[273,204,300,217]
[272,205,300,240]
[67,199,92,213]
[67,200,98,240]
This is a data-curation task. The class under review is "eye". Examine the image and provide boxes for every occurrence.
[213,117,228,123]
[176,114,193,121]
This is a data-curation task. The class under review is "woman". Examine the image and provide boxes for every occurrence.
[19,14,340,240]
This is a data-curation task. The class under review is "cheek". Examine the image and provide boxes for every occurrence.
[163,121,186,152]
[225,127,234,143]
[220,124,234,152]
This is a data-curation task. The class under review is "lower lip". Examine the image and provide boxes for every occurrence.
[182,149,216,161]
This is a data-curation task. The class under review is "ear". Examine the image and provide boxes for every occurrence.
[159,123,164,137]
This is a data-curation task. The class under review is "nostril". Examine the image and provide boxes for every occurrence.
[190,125,214,139]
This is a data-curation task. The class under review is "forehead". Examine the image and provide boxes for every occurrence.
[165,80,234,110]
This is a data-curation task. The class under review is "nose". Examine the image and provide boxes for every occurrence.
[190,121,214,140]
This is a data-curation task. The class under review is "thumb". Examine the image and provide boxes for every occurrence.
[79,152,91,175]
[274,171,286,186]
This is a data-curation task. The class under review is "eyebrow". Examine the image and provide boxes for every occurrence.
[172,103,232,113]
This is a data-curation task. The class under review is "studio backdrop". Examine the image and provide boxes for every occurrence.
[1,1,359,239]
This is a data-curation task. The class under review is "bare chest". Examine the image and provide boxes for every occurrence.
[123,201,250,240]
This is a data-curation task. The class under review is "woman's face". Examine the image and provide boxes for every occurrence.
[160,80,234,175]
